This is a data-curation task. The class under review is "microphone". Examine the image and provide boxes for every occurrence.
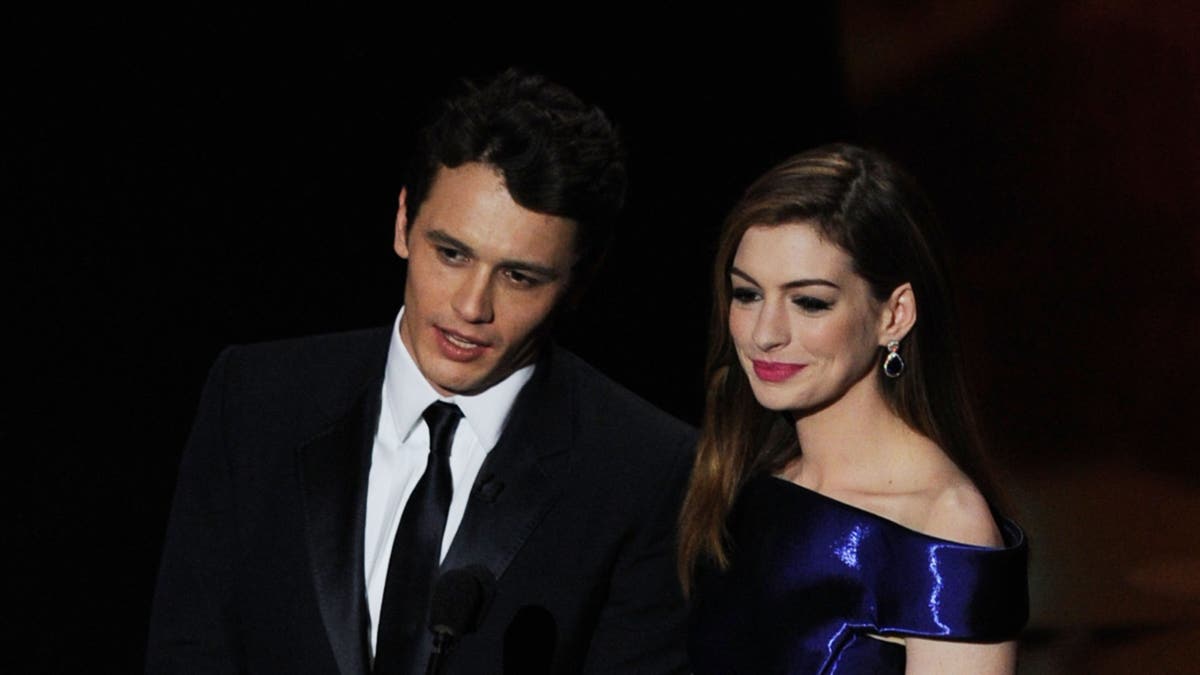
[502,605,557,675]
[425,565,496,675]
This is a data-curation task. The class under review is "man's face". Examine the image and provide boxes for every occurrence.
[395,162,577,396]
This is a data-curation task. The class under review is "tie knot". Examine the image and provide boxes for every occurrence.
[422,401,463,457]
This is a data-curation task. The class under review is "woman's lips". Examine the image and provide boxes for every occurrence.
[435,326,490,362]
[752,360,806,382]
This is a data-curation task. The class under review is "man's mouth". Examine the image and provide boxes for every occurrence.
[444,330,482,349]
[435,325,491,361]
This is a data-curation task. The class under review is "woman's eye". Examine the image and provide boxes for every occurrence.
[731,287,761,304]
[793,296,833,312]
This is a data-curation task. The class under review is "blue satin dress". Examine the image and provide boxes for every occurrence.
[689,474,1028,674]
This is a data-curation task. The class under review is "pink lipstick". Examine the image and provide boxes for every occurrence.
[752,360,806,382]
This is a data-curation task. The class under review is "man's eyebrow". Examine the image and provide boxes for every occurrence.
[426,229,476,257]
[425,229,563,280]
[730,266,840,290]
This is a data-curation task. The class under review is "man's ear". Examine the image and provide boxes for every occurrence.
[878,282,917,345]
[393,187,410,259]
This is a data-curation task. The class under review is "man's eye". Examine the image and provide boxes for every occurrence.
[506,269,541,287]
[731,287,760,304]
[437,247,467,263]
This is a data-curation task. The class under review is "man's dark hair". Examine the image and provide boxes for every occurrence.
[405,69,627,280]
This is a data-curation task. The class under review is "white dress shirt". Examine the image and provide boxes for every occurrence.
[363,309,534,655]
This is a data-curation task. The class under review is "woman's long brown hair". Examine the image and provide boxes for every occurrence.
[678,144,1004,592]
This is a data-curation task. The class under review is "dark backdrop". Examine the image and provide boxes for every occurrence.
[10,3,1199,672]
[10,8,846,671]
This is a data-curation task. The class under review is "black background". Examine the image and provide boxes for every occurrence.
[11,8,847,670]
[11,4,1199,672]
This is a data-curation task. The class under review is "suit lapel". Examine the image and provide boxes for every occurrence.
[442,347,574,580]
[293,335,574,672]
[296,368,383,675]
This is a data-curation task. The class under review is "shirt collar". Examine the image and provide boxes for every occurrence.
[383,307,535,450]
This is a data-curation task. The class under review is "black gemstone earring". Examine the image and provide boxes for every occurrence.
[883,340,904,378]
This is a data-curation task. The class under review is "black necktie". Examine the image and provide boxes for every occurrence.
[374,401,463,675]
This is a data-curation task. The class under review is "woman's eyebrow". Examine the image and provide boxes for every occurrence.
[731,266,839,290]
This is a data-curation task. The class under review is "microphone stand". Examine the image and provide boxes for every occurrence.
[425,629,454,675]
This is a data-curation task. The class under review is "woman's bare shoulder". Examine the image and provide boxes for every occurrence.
[918,478,1004,547]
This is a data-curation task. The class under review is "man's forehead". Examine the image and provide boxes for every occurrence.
[416,163,578,268]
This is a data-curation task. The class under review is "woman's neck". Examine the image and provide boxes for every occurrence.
[789,377,931,493]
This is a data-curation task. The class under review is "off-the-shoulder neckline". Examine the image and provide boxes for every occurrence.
[759,474,1027,551]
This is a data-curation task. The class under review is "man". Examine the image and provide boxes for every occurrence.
[146,70,696,674]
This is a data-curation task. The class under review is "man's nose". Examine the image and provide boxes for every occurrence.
[452,268,494,324]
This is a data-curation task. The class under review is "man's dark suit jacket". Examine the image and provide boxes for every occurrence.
[146,327,696,674]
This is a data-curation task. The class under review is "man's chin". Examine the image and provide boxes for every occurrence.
[419,342,541,396]
[424,363,493,397]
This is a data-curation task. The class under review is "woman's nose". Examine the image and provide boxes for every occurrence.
[751,301,789,352]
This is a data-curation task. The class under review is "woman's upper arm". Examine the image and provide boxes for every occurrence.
[904,637,1017,674]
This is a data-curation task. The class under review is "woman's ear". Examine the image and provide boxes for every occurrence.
[878,282,917,345]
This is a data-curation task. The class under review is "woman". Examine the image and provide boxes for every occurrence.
[680,144,1028,673]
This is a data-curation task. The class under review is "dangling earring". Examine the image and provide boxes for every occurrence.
[883,340,904,378]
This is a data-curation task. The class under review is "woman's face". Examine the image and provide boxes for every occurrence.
[728,223,885,413]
